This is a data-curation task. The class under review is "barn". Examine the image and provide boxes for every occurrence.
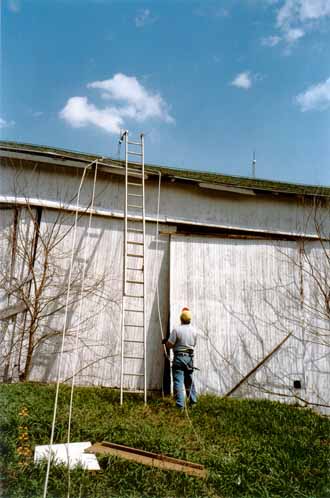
[1,140,329,413]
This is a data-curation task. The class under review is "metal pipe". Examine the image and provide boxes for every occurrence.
[141,133,147,405]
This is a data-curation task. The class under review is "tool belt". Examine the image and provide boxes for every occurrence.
[174,351,194,357]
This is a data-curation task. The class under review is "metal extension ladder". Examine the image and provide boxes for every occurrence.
[120,130,147,404]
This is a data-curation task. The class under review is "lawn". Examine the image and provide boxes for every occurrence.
[0,383,329,498]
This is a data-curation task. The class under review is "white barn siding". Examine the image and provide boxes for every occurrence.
[157,182,320,237]
[0,207,38,381]
[0,208,14,309]
[1,153,329,412]
[27,210,124,386]
[299,241,330,409]
[170,235,329,411]
[27,211,169,390]
[1,157,329,239]
[0,208,15,381]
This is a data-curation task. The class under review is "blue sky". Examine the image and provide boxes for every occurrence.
[1,0,330,185]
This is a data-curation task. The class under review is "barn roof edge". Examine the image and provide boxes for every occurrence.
[1,140,330,198]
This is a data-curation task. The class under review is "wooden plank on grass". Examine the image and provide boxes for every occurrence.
[85,441,207,478]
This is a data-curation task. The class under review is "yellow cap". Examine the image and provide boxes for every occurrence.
[180,307,192,322]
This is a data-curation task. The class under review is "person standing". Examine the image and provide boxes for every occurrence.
[163,307,197,409]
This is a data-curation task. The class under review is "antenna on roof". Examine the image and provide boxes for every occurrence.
[252,150,256,178]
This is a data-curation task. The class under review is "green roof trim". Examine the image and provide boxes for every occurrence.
[1,140,330,198]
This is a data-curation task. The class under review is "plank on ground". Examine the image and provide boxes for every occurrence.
[85,441,207,478]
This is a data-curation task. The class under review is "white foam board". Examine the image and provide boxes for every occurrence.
[34,442,100,471]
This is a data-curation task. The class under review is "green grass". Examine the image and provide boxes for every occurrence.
[1,383,329,498]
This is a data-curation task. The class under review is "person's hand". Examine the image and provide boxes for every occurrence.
[162,338,167,345]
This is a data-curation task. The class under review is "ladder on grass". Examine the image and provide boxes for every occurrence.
[120,130,147,405]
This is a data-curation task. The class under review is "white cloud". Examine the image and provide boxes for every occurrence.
[60,73,174,134]
[60,97,125,133]
[87,74,173,122]
[285,26,305,41]
[276,0,330,46]
[296,76,330,111]
[0,117,15,128]
[300,0,330,20]
[231,72,252,90]
[135,9,156,28]
[277,0,330,27]
[261,0,330,52]
[261,35,282,46]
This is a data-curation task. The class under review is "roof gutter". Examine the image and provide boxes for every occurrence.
[0,149,149,179]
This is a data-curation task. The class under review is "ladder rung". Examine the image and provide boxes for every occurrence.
[127,216,143,221]
[124,324,144,327]
[127,228,143,233]
[123,373,144,377]
[126,280,144,284]
[127,253,144,258]
[128,151,142,156]
[124,309,144,313]
[126,267,143,271]
[127,182,142,187]
[127,241,144,246]
[124,356,144,360]
[122,389,145,394]
[125,294,144,298]
[128,193,143,197]
[124,339,144,343]
[128,204,143,209]
[127,169,143,175]
[128,140,142,146]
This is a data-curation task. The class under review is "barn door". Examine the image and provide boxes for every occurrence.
[170,234,305,400]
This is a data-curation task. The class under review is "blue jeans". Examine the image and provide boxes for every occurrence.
[172,354,197,409]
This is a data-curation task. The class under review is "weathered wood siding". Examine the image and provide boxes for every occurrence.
[0,208,15,382]
[0,156,329,412]
[298,241,330,409]
[0,208,13,310]
[1,157,329,238]
[170,235,330,411]
[0,206,169,389]
[0,207,38,381]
